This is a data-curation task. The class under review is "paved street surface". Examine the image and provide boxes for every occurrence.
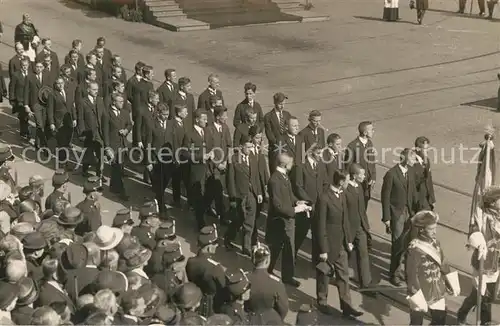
[2,0,500,323]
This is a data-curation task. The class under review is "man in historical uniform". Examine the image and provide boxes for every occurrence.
[406,210,460,325]
[457,185,500,324]
[14,14,39,51]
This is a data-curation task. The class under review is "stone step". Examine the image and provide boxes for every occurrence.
[185,6,275,16]
[154,16,210,31]
[275,2,301,9]
[179,1,246,10]
[189,10,300,28]
[153,10,186,17]
[271,0,301,4]
[145,0,177,4]
[148,4,182,12]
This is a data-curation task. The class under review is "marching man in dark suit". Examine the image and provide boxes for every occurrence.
[9,57,30,140]
[126,61,145,144]
[78,81,109,178]
[225,135,266,256]
[169,77,196,127]
[137,90,160,184]
[345,163,375,292]
[233,108,258,148]
[198,74,224,110]
[264,93,291,171]
[345,121,376,209]
[182,109,213,230]
[313,169,363,318]
[276,116,305,169]
[381,148,418,286]
[105,93,132,200]
[8,42,26,79]
[299,110,326,151]
[64,39,84,68]
[413,136,436,210]
[323,133,344,180]
[266,152,312,288]
[233,82,264,127]
[292,143,328,256]
[36,38,59,76]
[157,68,177,108]
[48,76,77,169]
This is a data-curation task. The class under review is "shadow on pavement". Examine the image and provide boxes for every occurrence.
[56,0,116,19]
[462,96,498,111]
[353,16,415,25]
[428,8,500,22]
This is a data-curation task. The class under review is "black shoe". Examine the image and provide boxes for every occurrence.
[283,278,301,288]
[390,277,402,287]
[224,240,236,251]
[241,249,252,258]
[342,305,364,318]
[119,194,130,201]
[317,304,334,315]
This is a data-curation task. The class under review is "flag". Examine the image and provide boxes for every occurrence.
[470,137,496,231]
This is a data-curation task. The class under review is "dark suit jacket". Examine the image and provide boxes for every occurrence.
[313,188,351,261]
[157,81,177,107]
[345,183,370,241]
[105,108,132,151]
[169,92,196,126]
[275,134,305,166]
[268,170,297,221]
[23,71,52,109]
[381,165,418,223]
[344,138,377,182]
[37,281,75,312]
[233,99,264,127]
[64,52,85,69]
[125,75,142,108]
[8,70,28,105]
[135,105,156,145]
[133,79,154,113]
[8,55,23,79]
[251,149,269,198]
[205,123,231,170]
[292,160,328,205]
[0,64,5,100]
[78,96,109,145]
[226,152,263,200]
[233,122,261,147]
[11,305,34,325]
[413,153,435,210]
[299,125,326,151]
[151,119,170,160]
[36,50,60,75]
[264,109,291,146]
[182,127,210,185]
[166,118,186,163]
[197,88,224,110]
[323,148,344,183]
[47,88,76,128]
[65,267,100,301]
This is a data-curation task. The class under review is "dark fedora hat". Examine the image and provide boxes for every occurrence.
[38,86,52,106]
[17,276,39,306]
[57,207,83,226]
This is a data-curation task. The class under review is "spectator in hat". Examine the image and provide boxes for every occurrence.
[49,301,72,325]
[122,245,152,282]
[115,233,139,256]
[0,145,16,190]
[37,258,75,311]
[94,270,128,297]
[112,208,134,234]
[95,225,124,252]
[206,314,233,325]
[121,284,162,324]
[57,207,84,243]
[63,242,100,301]
[131,214,160,251]
[147,220,177,275]
[151,242,186,298]
[44,169,69,211]
[185,225,226,317]
[173,283,204,320]
[246,243,288,321]
[18,185,42,211]
[28,174,44,198]
[0,281,20,324]
[94,289,119,321]
[0,181,17,233]
[38,198,70,245]
[220,268,250,324]
[30,306,62,325]
[22,231,47,282]
[46,241,69,260]
[148,303,180,326]
[0,235,25,261]
[16,211,39,225]
[18,200,41,223]
[75,176,103,235]
[100,249,119,271]
[84,311,113,325]
[10,222,35,241]
[11,276,38,325]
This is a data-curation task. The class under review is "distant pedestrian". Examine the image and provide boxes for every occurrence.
[383,0,399,21]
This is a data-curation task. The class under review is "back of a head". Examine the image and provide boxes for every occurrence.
[31,306,61,325]
[206,314,232,325]
[180,314,206,325]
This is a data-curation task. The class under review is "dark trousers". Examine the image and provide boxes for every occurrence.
[110,161,126,195]
[352,229,372,287]
[459,0,485,12]
[171,164,190,205]
[191,181,207,230]
[267,218,295,280]
[33,105,48,149]
[410,309,447,325]
[362,181,373,249]
[389,210,411,279]
[15,105,30,138]
[316,249,352,309]
[457,284,495,324]
[55,122,74,164]
[294,212,311,257]
[82,137,103,176]
[225,193,258,252]
[204,175,226,221]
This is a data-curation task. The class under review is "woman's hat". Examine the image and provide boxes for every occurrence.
[21,231,47,250]
[17,276,39,306]
[123,246,152,271]
[57,207,83,226]
[59,243,89,272]
[11,222,36,241]
[95,225,124,251]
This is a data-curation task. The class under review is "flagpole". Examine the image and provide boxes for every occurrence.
[476,259,484,325]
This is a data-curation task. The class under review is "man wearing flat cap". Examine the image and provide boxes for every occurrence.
[113,208,135,234]
[151,241,186,299]
[186,225,226,317]
[220,268,250,324]
[246,243,288,322]
[457,185,500,324]
[22,231,47,282]
[75,176,103,235]
[45,169,69,211]
[263,92,291,172]
[406,210,460,325]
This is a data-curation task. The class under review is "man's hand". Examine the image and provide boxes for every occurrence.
[217,162,227,171]
[230,201,237,209]
[384,221,391,234]
[319,253,328,261]
[138,142,144,149]
[348,243,354,251]
[146,164,153,172]
[296,200,308,206]
[257,195,263,204]
[72,120,77,128]
[25,106,33,117]
[119,129,128,136]
[294,204,307,213]
[50,124,56,132]
[369,180,376,189]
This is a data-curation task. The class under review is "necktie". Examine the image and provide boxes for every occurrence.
[163,122,166,130]
[279,111,285,133]
[168,84,172,92]
[61,91,66,102]
[199,128,204,138]
[38,74,42,83]
[290,137,295,146]
[178,121,183,127]
[114,110,119,117]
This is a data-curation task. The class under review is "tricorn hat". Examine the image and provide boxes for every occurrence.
[411,210,439,228]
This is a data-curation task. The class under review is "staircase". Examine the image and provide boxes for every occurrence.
[143,0,329,31]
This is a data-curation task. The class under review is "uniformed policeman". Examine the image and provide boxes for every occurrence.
[220,268,251,324]
[147,220,177,275]
[185,225,226,318]
[112,208,135,234]
[150,241,187,300]
[132,216,160,251]
[75,176,103,236]
[45,169,69,211]
[246,243,289,321]
[173,282,207,323]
